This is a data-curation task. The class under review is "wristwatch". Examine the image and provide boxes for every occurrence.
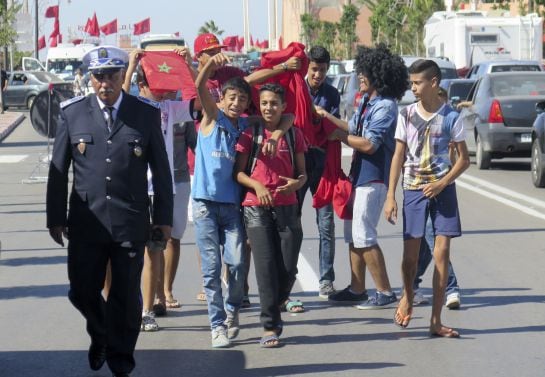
[281,62,288,71]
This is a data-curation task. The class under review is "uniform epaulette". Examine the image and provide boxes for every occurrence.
[60,96,85,109]
[136,96,160,109]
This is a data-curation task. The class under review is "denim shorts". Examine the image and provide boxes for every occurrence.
[343,183,387,248]
[402,183,461,240]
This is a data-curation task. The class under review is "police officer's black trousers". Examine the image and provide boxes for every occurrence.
[67,240,144,374]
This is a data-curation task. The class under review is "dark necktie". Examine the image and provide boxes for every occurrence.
[106,106,114,132]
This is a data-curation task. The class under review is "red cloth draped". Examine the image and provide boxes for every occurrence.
[312,139,353,219]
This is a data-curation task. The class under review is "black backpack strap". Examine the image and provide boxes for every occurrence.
[246,120,264,175]
[284,127,296,177]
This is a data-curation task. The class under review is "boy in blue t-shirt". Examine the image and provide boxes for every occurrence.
[194,52,292,348]
[385,59,470,338]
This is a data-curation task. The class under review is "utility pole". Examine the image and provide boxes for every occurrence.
[34,0,38,58]
[2,0,8,69]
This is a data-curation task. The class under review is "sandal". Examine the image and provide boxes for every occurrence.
[280,299,305,313]
[196,291,206,301]
[430,326,460,338]
[165,298,181,309]
[394,306,412,328]
[260,333,280,348]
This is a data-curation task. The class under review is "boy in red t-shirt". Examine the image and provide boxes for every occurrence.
[234,83,307,348]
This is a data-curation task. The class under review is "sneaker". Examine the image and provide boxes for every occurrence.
[211,326,230,348]
[141,311,159,332]
[328,286,368,304]
[318,282,336,299]
[445,292,461,309]
[356,291,397,310]
[224,310,240,339]
[413,290,429,306]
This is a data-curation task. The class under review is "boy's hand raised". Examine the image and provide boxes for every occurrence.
[208,53,231,69]
[174,47,193,65]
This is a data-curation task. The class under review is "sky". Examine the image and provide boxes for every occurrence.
[34,0,282,59]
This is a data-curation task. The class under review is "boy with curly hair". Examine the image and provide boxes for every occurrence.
[316,44,408,309]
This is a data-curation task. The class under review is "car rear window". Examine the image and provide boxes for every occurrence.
[32,72,61,83]
[449,82,474,100]
[491,74,545,96]
[491,65,541,73]
[441,68,458,79]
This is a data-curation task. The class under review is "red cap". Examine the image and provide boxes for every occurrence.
[194,33,226,56]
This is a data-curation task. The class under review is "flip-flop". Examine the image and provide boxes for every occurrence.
[430,327,460,338]
[196,292,206,301]
[394,306,412,328]
[260,334,280,348]
[165,298,181,308]
[281,300,305,313]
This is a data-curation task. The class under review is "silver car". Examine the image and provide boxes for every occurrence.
[458,71,545,169]
[3,71,73,109]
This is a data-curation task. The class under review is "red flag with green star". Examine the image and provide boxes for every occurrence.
[139,51,196,97]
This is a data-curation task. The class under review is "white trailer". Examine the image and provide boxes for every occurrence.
[424,11,543,70]
[22,43,97,80]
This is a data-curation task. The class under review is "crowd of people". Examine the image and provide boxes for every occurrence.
[45,33,469,377]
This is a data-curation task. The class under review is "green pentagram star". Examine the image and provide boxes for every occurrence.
[158,62,172,73]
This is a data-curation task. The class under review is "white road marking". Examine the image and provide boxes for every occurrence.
[0,155,28,163]
[456,180,545,222]
[297,252,319,293]
[460,174,545,210]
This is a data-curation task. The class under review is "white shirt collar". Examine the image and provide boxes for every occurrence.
[96,91,123,112]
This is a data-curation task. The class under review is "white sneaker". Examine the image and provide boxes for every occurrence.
[445,292,461,309]
[413,290,429,306]
[224,311,240,339]
[141,311,159,332]
[211,326,230,348]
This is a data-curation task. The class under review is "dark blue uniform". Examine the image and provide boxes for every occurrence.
[46,92,173,374]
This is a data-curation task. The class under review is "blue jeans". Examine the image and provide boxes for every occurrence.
[297,147,335,284]
[413,215,459,295]
[192,199,246,330]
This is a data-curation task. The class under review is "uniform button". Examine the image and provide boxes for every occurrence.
[106,176,111,181]
[107,140,112,144]
[106,195,111,200]
[106,158,111,163]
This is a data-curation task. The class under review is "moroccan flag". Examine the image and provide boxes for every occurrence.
[58,34,62,43]
[174,32,180,37]
[133,18,150,36]
[100,19,118,35]
[49,36,57,48]
[49,18,60,39]
[38,35,46,50]
[45,5,59,18]
[71,38,83,45]
[84,18,91,33]
[139,51,195,96]
[86,13,99,37]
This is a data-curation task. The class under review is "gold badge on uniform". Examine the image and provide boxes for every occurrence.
[134,145,142,157]
[77,139,86,154]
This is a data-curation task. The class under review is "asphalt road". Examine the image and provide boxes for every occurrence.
[1,113,544,377]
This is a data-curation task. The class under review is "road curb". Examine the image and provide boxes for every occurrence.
[0,113,26,142]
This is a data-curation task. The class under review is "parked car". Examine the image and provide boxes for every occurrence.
[531,100,545,187]
[339,71,361,121]
[327,60,347,78]
[400,56,458,106]
[458,71,545,169]
[439,78,476,110]
[465,60,543,80]
[3,71,73,109]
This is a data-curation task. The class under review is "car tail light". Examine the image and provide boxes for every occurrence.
[488,99,504,123]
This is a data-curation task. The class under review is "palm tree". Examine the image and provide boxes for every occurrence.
[198,20,224,36]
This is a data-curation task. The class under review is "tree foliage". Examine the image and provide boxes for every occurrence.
[300,4,360,59]
[0,1,22,48]
[198,20,224,36]
[363,0,444,56]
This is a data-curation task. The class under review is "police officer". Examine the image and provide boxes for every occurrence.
[46,46,173,377]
